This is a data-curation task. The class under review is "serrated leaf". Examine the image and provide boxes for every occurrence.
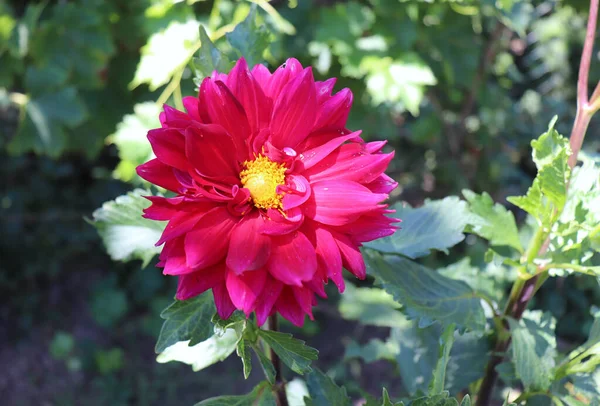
[508,311,557,391]
[365,250,486,332]
[429,323,456,394]
[258,330,318,375]
[338,283,404,327]
[531,117,567,169]
[344,338,399,363]
[252,344,276,384]
[538,150,570,211]
[237,339,252,379]
[305,369,352,406]
[91,189,164,266]
[365,197,470,258]
[226,5,271,67]
[193,25,234,80]
[156,329,238,372]
[460,396,471,406]
[195,381,276,406]
[507,179,544,223]
[409,392,459,406]
[110,103,161,183]
[155,291,216,353]
[130,19,199,91]
[463,190,523,252]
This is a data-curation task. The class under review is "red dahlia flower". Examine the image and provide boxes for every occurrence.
[137,57,398,326]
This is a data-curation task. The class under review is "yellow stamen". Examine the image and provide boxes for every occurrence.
[240,155,286,210]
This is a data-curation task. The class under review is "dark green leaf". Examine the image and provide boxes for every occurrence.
[344,338,398,363]
[365,251,486,332]
[365,197,470,258]
[251,344,276,384]
[195,381,276,406]
[429,323,456,394]
[226,5,271,67]
[155,291,216,353]
[508,311,557,391]
[408,392,459,406]
[258,329,318,375]
[338,283,404,327]
[463,190,523,252]
[237,339,252,379]
[193,25,233,80]
[91,189,164,266]
[305,369,352,406]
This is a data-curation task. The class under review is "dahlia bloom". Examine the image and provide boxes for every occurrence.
[137,57,398,326]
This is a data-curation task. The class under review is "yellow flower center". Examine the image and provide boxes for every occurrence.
[240,155,286,210]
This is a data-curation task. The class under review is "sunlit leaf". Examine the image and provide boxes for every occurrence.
[429,323,456,394]
[195,381,276,405]
[258,329,318,375]
[338,283,404,328]
[226,5,272,67]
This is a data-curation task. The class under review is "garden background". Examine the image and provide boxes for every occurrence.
[1,0,599,404]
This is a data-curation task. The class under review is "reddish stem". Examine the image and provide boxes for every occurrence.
[269,314,288,406]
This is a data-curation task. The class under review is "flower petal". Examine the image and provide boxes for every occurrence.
[263,58,303,99]
[269,68,317,149]
[175,262,225,300]
[281,174,312,211]
[226,268,267,315]
[261,207,304,236]
[305,147,394,184]
[296,131,362,171]
[314,226,344,291]
[275,287,307,327]
[334,233,366,279]
[147,128,188,171]
[136,159,182,193]
[254,276,283,326]
[267,231,317,286]
[185,123,240,181]
[313,88,353,131]
[184,207,238,270]
[306,180,388,226]
[315,78,337,104]
[226,211,272,274]
[213,282,236,319]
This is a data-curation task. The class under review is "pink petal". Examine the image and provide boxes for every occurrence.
[161,238,193,275]
[213,282,236,319]
[261,207,304,236]
[281,174,312,211]
[296,131,362,171]
[162,104,190,124]
[136,159,182,193]
[175,262,225,300]
[157,209,211,246]
[365,140,387,154]
[312,88,353,131]
[366,173,398,194]
[184,207,238,270]
[198,78,249,161]
[185,123,240,181]
[275,287,307,327]
[269,68,317,150]
[334,233,366,279]
[182,96,202,122]
[292,286,315,319]
[226,211,272,274]
[306,180,388,226]
[142,196,187,221]
[266,231,317,286]
[264,58,304,99]
[333,210,399,243]
[226,268,267,315]
[147,128,188,171]
[226,58,272,135]
[315,78,337,104]
[305,148,394,184]
[314,226,344,291]
[254,276,283,326]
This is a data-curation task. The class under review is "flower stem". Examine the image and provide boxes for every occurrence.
[269,314,288,406]
[476,2,599,403]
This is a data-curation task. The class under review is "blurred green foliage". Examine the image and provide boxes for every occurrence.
[1,0,600,404]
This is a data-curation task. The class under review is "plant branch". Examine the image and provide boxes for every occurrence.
[477,3,599,403]
[269,314,288,406]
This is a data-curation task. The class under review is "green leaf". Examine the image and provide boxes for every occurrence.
[155,291,216,353]
[226,5,272,67]
[130,19,199,91]
[508,311,557,391]
[157,329,238,372]
[8,1,46,57]
[344,338,398,363]
[507,179,546,225]
[193,25,234,80]
[361,54,436,115]
[408,392,460,406]
[338,283,404,327]
[50,332,75,360]
[110,103,161,183]
[258,329,318,375]
[195,381,276,406]
[365,251,486,332]
[460,396,471,406]
[8,87,88,158]
[429,323,456,394]
[462,190,523,252]
[305,369,352,406]
[237,339,252,379]
[91,189,165,266]
[251,344,276,384]
[365,197,470,258]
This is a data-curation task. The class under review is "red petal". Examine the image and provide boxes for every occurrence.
[226,268,267,315]
[147,128,188,171]
[213,282,236,319]
[184,207,238,270]
[254,276,283,326]
[306,180,388,226]
[182,96,202,122]
[313,88,353,131]
[226,212,272,274]
[315,78,337,104]
[314,226,344,292]
[136,159,182,193]
[334,232,366,279]
[266,231,317,286]
[269,68,317,149]
[264,58,303,99]
[185,123,239,181]
[275,287,306,327]
[296,131,362,171]
[281,174,312,211]
[175,263,225,300]
[305,148,394,184]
